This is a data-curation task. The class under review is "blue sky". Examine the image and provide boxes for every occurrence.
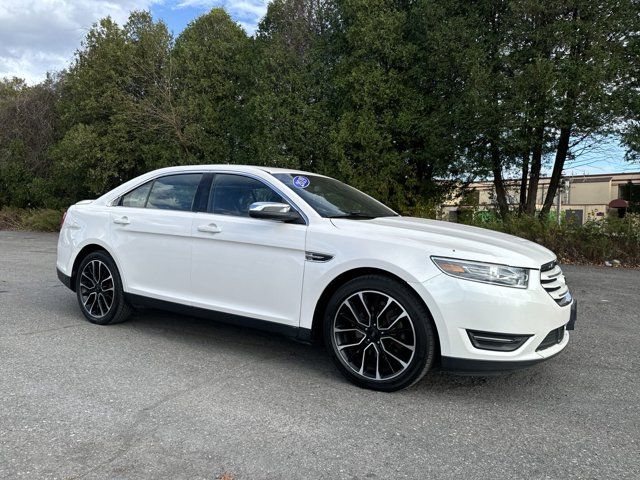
[150,2,206,35]
[150,0,268,35]
[0,0,268,85]
[0,0,635,175]
[561,138,636,176]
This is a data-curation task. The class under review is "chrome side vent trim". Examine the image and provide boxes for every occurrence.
[540,261,572,307]
[467,330,532,352]
[305,251,334,262]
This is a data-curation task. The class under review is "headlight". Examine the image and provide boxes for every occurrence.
[432,257,529,289]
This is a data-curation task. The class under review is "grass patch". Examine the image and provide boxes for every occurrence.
[0,207,62,232]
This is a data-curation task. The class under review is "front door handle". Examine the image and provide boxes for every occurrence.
[113,216,130,225]
[197,223,222,234]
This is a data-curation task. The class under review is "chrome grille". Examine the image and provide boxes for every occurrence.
[540,261,572,306]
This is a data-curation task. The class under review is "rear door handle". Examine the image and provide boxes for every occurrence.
[113,216,130,225]
[197,223,222,234]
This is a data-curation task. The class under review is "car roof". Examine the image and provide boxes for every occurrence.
[93,164,331,207]
[149,164,323,177]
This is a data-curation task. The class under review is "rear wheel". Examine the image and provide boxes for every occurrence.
[75,251,132,325]
[323,275,436,391]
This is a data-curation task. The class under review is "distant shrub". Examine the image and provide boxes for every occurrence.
[460,211,640,266]
[0,207,25,230]
[403,200,441,219]
[0,207,62,232]
[21,209,63,232]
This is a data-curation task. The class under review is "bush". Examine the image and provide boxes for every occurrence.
[0,207,62,232]
[21,209,63,232]
[460,211,640,266]
[0,207,25,230]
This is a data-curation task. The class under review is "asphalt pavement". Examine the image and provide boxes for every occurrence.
[0,231,638,479]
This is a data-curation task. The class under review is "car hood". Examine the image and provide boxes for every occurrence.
[331,216,555,269]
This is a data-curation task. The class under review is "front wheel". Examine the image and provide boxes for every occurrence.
[75,251,132,325]
[323,275,436,391]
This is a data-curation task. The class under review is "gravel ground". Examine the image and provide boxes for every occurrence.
[0,231,638,480]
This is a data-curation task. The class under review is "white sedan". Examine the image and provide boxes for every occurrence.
[57,165,576,391]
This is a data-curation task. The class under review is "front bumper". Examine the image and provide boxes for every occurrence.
[567,298,577,330]
[410,272,576,373]
[440,348,565,373]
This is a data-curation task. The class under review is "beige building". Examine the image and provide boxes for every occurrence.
[442,172,640,224]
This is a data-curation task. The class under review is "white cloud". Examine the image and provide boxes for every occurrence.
[176,0,268,34]
[0,0,270,84]
[0,0,159,84]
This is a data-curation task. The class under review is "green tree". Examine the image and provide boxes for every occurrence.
[323,0,479,211]
[327,0,413,208]
[622,16,640,164]
[0,76,60,207]
[467,0,640,218]
[171,9,252,164]
[406,0,487,208]
[249,0,334,172]
[56,11,176,196]
[3,0,639,216]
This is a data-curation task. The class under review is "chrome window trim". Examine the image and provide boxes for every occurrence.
[108,169,309,225]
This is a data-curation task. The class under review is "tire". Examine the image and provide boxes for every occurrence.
[323,275,436,391]
[75,251,132,325]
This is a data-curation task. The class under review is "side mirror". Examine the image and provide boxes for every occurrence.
[249,202,301,222]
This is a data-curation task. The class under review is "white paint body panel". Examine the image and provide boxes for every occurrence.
[190,212,306,326]
[109,207,194,303]
[57,165,572,365]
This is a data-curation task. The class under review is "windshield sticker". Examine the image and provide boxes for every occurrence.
[293,176,310,189]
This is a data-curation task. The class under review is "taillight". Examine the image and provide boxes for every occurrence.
[60,210,67,228]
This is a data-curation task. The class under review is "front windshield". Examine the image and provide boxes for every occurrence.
[273,173,398,219]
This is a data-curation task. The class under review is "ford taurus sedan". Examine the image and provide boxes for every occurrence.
[57,165,577,391]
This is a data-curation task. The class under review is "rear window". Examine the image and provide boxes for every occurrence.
[119,174,204,211]
[146,174,203,211]
[120,181,152,208]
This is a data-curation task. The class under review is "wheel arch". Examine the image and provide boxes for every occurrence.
[310,267,441,359]
[69,243,118,292]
